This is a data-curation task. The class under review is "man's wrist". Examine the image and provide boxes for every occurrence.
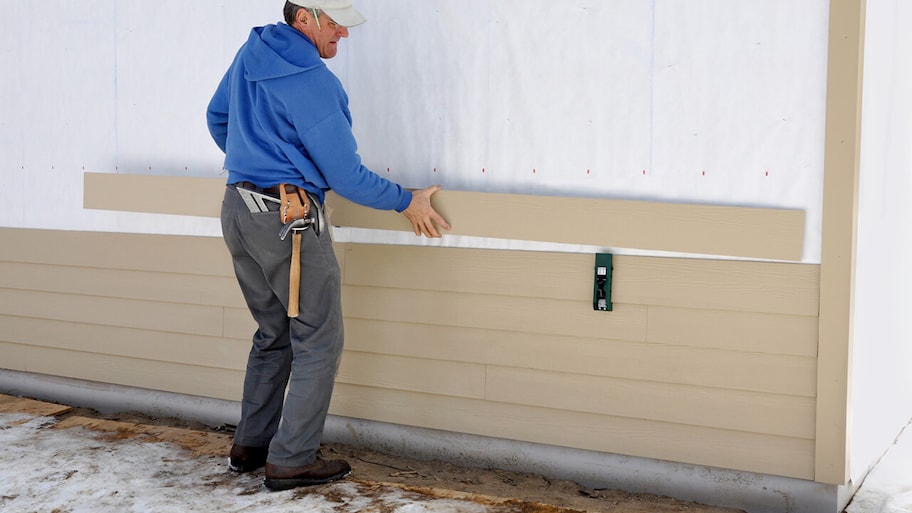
[395,190,413,213]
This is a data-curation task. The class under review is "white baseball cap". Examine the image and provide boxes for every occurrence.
[288,0,367,27]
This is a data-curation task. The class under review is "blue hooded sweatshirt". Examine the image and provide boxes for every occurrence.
[207,23,412,212]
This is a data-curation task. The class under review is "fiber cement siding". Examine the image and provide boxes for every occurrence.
[0,226,819,480]
[83,172,806,262]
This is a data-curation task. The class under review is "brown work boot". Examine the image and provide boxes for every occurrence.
[264,458,352,491]
[228,444,269,473]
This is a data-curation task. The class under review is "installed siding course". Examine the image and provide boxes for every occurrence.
[0,225,818,480]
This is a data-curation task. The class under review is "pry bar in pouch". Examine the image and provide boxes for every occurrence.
[593,253,613,312]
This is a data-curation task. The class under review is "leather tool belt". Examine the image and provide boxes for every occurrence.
[233,182,324,238]
[279,184,311,225]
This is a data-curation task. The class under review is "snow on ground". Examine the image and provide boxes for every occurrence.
[0,413,493,513]
[4,406,912,513]
[845,422,912,513]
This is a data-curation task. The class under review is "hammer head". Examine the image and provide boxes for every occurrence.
[278,218,313,240]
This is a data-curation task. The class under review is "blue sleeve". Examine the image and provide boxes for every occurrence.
[299,111,412,212]
[206,71,230,153]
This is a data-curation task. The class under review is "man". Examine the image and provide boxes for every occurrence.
[206,0,450,492]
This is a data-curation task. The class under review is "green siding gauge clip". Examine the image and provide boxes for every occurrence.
[593,253,613,312]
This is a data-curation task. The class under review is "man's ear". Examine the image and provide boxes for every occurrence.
[294,7,309,28]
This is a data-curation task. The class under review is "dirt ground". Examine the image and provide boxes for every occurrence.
[63,405,745,513]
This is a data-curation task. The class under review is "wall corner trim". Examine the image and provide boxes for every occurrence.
[815,0,866,485]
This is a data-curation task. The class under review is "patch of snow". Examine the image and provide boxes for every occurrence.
[0,414,492,513]
[846,421,912,513]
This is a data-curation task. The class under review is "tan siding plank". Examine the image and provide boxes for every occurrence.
[0,342,27,371]
[615,257,820,316]
[1,315,247,370]
[82,174,805,261]
[342,245,819,316]
[326,192,805,261]
[223,307,258,341]
[485,366,815,439]
[647,307,819,357]
[0,228,234,277]
[0,289,224,338]
[0,229,818,317]
[337,351,486,399]
[84,173,226,218]
[342,285,648,341]
[344,319,817,397]
[330,384,815,480]
[0,262,246,309]
[342,245,592,301]
[23,346,244,402]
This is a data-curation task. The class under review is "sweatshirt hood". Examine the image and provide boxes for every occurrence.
[242,23,324,82]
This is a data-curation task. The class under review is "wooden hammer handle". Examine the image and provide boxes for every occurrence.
[287,231,303,318]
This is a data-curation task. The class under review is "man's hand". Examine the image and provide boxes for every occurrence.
[402,185,451,238]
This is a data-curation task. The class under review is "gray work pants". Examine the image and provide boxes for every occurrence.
[220,186,343,467]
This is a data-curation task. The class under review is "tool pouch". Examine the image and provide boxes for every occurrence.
[279,184,311,224]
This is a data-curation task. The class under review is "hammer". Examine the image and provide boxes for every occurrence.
[280,218,313,318]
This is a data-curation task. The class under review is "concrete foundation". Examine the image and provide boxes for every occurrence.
[0,370,855,513]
